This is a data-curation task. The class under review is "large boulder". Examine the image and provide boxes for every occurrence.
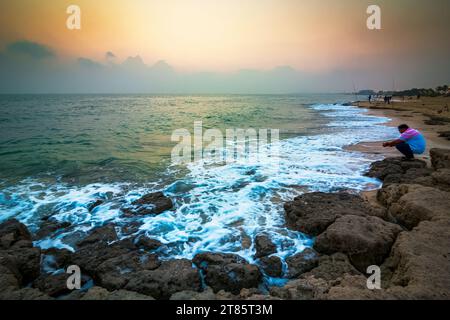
[33,220,71,240]
[430,148,450,169]
[285,248,319,278]
[0,246,41,285]
[0,219,32,249]
[254,234,277,258]
[302,253,361,282]
[314,215,402,272]
[96,252,160,290]
[381,219,450,299]
[122,192,173,216]
[284,192,372,236]
[76,224,118,247]
[366,157,427,181]
[193,252,262,294]
[379,184,450,229]
[124,259,201,299]
[259,256,283,278]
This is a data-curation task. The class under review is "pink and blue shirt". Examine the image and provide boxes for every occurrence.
[399,128,426,154]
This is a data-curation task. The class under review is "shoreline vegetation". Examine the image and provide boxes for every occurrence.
[1,97,450,300]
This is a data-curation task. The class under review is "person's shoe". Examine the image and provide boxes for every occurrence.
[401,157,415,161]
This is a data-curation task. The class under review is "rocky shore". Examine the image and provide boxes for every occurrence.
[1,148,450,300]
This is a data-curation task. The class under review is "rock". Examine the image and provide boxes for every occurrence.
[254,234,277,258]
[269,275,329,300]
[32,272,76,297]
[431,169,450,191]
[366,157,427,181]
[0,247,41,285]
[170,287,217,300]
[96,252,160,290]
[381,185,450,229]
[302,253,361,282]
[81,286,154,300]
[124,259,201,299]
[41,248,74,271]
[88,200,104,212]
[314,215,402,272]
[134,236,162,251]
[34,220,71,240]
[71,240,134,277]
[0,287,52,300]
[284,192,372,236]
[286,248,319,278]
[76,224,118,247]
[193,252,262,295]
[430,148,450,170]
[0,265,20,292]
[259,256,283,278]
[381,219,450,299]
[0,219,32,249]
[123,192,173,216]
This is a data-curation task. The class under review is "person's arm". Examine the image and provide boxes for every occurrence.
[383,139,404,147]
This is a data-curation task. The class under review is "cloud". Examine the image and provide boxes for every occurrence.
[105,51,116,59]
[77,57,103,69]
[5,40,55,59]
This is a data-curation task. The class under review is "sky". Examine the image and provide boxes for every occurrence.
[0,0,449,93]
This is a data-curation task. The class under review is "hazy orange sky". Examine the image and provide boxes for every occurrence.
[0,0,449,93]
[1,0,448,72]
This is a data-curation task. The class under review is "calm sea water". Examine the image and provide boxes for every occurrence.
[0,94,396,275]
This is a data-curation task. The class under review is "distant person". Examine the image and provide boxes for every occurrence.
[383,124,426,160]
[384,96,387,104]
[368,95,372,103]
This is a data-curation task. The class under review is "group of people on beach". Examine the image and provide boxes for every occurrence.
[368,95,393,104]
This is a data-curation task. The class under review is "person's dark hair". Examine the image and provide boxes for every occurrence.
[398,124,409,130]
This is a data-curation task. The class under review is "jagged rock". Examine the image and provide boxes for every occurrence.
[71,240,134,277]
[286,248,319,278]
[122,192,173,216]
[81,286,154,300]
[32,272,82,297]
[380,185,450,229]
[381,219,450,299]
[124,259,201,299]
[134,236,162,251]
[0,219,32,249]
[34,220,71,240]
[302,253,361,282]
[269,275,329,300]
[193,252,262,295]
[284,192,372,236]
[366,157,427,181]
[96,252,160,290]
[314,215,402,272]
[76,224,118,247]
[254,234,277,258]
[431,169,450,191]
[0,246,41,285]
[259,255,283,278]
[430,148,450,169]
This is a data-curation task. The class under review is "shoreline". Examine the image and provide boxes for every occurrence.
[1,98,450,300]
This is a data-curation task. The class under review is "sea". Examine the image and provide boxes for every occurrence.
[0,94,397,276]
